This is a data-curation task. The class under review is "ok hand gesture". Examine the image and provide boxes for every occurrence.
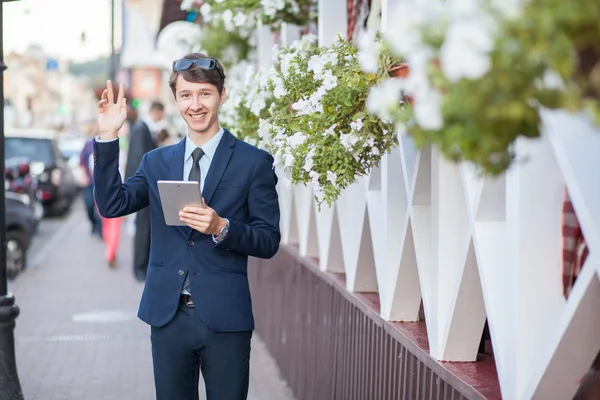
[97,80,127,140]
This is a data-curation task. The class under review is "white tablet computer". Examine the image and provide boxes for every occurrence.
[157,180,205,226]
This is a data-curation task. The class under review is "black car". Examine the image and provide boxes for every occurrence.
[5,156,44,225]
[6,131,78,216]
[5,195,36,278]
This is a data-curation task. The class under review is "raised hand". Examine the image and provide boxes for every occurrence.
[97,80,127,140]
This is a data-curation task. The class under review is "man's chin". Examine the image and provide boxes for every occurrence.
[187,121,209,133]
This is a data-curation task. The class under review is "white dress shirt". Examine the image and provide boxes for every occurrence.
[183,127,224,192]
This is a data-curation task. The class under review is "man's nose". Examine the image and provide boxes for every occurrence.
[190,98,204,110]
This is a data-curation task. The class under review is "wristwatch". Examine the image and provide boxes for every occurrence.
[215,218,230,244]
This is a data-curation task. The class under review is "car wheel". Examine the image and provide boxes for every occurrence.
[6,230,28,278]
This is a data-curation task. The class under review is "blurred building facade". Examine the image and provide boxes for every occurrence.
[3,46,97,132]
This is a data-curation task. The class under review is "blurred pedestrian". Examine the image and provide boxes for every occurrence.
[102,123,129,268]
[79,136,102,238]
[125,101,165,281]
[156,128,173,147]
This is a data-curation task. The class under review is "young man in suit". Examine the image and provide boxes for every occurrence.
[125,101,165,281]
[93,54,281,400]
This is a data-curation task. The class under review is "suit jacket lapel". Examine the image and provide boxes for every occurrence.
[169,138,186,181]
[202,130,236,206]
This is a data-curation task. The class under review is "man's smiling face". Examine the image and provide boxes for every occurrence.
[175,75,226,136]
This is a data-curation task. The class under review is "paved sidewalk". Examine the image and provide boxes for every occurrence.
[10,201,294,400]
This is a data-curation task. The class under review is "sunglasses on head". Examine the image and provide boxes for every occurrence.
[172,58,224,80]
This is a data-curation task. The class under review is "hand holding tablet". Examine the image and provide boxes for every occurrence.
[157,180,205,226]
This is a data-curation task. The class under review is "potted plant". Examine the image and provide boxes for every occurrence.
[181,0,316,32]
[258,34,403,207]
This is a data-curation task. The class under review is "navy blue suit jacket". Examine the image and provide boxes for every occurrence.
[93,130,281,332]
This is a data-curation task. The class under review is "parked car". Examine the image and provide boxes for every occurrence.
[5,195,37,278]
[5,130,78,216]
[57,134,87,190]
[5,156,44,225]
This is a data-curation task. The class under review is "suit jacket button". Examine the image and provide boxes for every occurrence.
[178,270,184,276]
[187,240,195,247]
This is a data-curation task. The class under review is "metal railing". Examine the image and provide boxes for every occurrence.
[249,245,500,400]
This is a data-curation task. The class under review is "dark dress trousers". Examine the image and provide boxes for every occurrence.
[93,130,281,399]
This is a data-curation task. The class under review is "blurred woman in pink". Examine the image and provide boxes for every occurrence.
[102,123,129,268]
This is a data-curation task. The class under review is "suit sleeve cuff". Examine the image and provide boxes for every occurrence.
[95,136,119,143]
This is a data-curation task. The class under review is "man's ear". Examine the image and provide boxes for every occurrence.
[219,87,227,105]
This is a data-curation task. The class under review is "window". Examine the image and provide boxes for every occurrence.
[5,138,55,166]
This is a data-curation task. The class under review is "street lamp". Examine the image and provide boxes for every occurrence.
[0,1,24,400]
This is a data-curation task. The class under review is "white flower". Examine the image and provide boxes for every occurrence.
[199,3,212,22]
[308,55,325,80]
[357,30,380,73]
[340,133,359,151]
[180,0,195,11]
[280,52,297,77]
[540,69,564,90]
[350,118,364,131]
[258,119,272,140]
[249,97,267,116]
[371,147,380,156]
[272,76,288,98]
[222,9,235,31]
[384,0,445,60]
[324,124,336,136]
[287,132,307,147]
[233,12,248,27]
[321,70,338,90]
[321,52,339,67]
[413,89,443,130]
[292,98,309,113]
[309,170,320,185]
[262,0,286,17]
[440,18,495,82]
[301,33,317,46]
[327,171,337,184]
[283,153,295,167]
[303,149,316,171]
[367,78,404,121]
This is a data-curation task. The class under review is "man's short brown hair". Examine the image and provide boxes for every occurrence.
[168,53,226,97]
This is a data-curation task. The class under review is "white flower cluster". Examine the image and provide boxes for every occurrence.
[219,61,273,146]
[258,34,397,205]
[363,0,524,132]
[258,118,335,202]
[180,0,257,38]
[181,0,305,35]
[262,0,302,18]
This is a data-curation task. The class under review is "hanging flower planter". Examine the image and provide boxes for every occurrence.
[387,63,413,104]
[388,63,410,78]
[259,35,398,208]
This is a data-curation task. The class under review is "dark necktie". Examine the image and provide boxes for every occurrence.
[188,147,204,186]
[183,147,204,295]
